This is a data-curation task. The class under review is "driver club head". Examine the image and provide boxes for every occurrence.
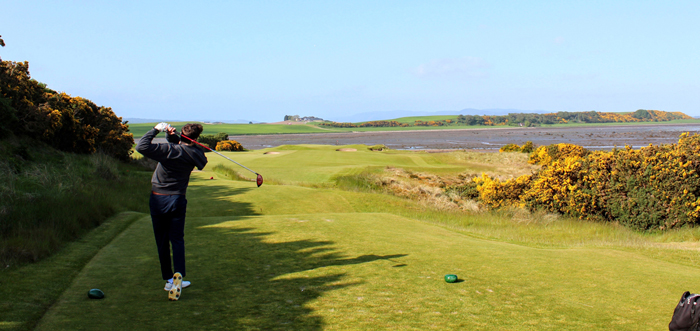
[256,174,263,187]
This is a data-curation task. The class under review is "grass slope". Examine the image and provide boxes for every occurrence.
[5,146,700,330]
[0,212,145,331]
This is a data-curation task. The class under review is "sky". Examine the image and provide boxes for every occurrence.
[1,0,699,122]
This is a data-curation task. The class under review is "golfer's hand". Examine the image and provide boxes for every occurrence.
[166,126,177,135]
[154,122,171,132]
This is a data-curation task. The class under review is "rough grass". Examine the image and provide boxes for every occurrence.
[0,139,151,267]
[211,164,253,182]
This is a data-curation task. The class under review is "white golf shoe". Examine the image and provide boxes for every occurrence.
[164,280,191,291]
[168,272,184,301]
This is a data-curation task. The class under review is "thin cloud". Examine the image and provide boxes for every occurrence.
[413,57,491,79]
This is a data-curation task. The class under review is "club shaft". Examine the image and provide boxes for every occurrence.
[177,132,259,175]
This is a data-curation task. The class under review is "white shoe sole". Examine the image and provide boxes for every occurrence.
[164,280,190,291]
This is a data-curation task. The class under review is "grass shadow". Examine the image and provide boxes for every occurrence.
[185,183,258,217]
[192,220,408,329]
[161,179,409,329]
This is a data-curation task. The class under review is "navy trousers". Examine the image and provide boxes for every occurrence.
[150,193,188,280]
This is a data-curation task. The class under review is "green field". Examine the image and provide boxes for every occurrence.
[389,115,460,123]
[5,145,700,330]
[127,122,336,138]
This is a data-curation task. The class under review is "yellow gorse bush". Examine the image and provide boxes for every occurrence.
[473,173,531,209]
[499,141,534,153]
[215,140,245,151]
[474,133,700,230]
[528,143,589,166]
[522,156,586,215]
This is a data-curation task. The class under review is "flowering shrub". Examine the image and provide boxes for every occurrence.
[473,173,531,209]
[1,60,133,159]
[521,156,588,216]
[499,141,534,153]
[521,141,535,153]
[528,143,589,166]
[474,133,700,230]
[499,144,521,153]
[215,140,245,151]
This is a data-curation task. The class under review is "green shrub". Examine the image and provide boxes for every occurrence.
[198,132,229,149]
[499,141,534,153]
[368,144,388,151]
[521,141,535,153]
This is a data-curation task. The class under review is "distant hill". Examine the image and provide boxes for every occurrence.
[329,108,550,123]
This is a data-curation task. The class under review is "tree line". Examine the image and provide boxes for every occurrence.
[320,110,692,128]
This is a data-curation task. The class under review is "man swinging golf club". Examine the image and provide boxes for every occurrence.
[136,122,208,301]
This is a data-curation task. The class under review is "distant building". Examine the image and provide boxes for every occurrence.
[284,115,324,122]
[300,116,323,122]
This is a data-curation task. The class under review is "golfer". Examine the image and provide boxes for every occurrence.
[136,122,208,300]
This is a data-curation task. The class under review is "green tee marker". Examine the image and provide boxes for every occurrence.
[88,289,105,299]
[444,274,458,283]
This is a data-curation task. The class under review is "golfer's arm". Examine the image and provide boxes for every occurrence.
[136,129,170,161]
[166,132,181,144]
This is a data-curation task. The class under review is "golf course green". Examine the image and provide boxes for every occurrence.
[5,145,699,330]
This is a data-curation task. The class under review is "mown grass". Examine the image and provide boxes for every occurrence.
[29,173,700,330]
[0,212,145,331]
[4,144,700,330]
[202,144,536,186]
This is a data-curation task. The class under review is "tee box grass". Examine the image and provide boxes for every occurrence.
[5,144,699,330]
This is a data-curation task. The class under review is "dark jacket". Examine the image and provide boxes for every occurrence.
[136,129,208,195]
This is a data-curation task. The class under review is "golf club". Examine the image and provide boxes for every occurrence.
[172,128,263,187]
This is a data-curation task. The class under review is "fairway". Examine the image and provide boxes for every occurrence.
[8,146,700,330]
[205,144,536,184]
[36,210,696,330]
